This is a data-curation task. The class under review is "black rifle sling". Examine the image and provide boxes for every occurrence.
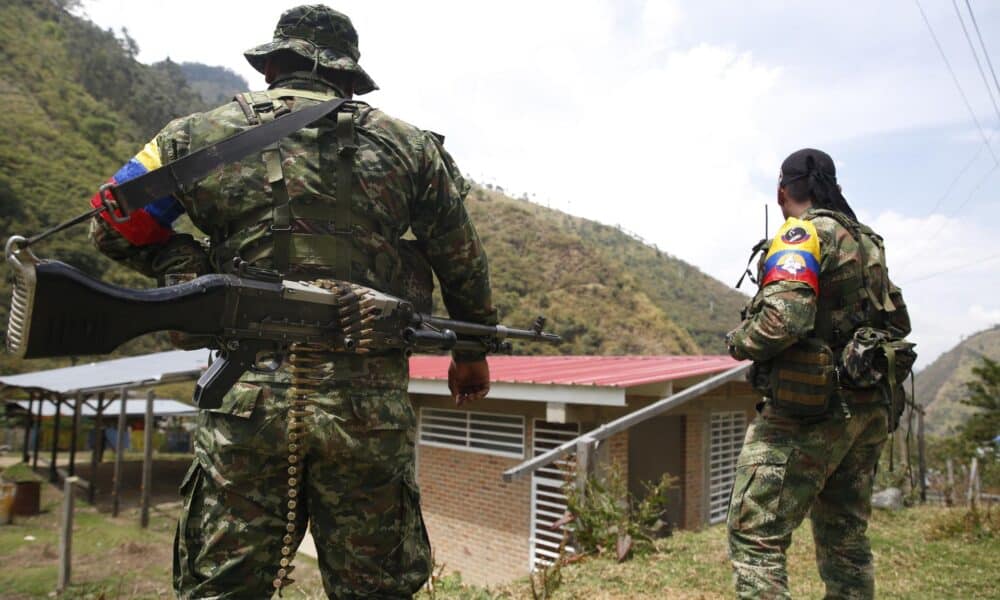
[110,96,350,215]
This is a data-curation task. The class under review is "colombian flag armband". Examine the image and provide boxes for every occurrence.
[761,217,820,295]
[89,138,184,246]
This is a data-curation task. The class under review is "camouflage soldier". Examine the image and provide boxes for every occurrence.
[88,5,496,598]
[725,148,912,599]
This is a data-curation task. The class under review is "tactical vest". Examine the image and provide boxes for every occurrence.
[752,209,908,417]
[209,87,404,295]
[803,208,896,352]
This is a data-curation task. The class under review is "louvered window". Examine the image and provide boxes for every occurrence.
[531,420,579,569]
[418,408,525,458]
[708,411,748,524]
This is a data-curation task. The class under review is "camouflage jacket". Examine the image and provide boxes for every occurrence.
[727,207,910,362]
[90,73,496,381]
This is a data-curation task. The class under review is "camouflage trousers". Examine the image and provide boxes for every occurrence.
[173,381,432,599]
[727,401,888,600]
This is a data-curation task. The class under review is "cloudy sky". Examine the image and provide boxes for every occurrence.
[80,0,1000,367]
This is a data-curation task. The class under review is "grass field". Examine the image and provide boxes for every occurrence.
[428,505,1000,600]
[1,480,997,599]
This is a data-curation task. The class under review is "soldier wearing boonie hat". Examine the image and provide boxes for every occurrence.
[243,4,378,95]
[87,4,497,598]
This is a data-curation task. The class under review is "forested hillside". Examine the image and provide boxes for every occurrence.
[0,0,213,372]
[916,325,1000,436]
[0,0,747,375]
[179,62,248,105]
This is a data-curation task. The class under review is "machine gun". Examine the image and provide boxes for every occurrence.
[5,237,560,409]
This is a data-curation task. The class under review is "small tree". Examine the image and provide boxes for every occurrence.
[957,357,1000,492]
[958,358,1000,450]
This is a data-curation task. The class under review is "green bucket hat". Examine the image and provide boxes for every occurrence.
[244,5,378,94]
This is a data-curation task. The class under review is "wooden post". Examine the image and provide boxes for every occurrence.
[50,395,62,483]
[22,393,34,463]
[69,392,82,477]
[88,393,104,504]
[945,458,955,507]
[58,476,79,593]
[111,386,129,518]
[576,437,596,494]
[32,394,43,469]
[968,457,979,509]
[917,409,927,503]
[140,389,154,528]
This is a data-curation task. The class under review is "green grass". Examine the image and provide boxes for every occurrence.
[416,505,1000,600]
[2,481,996,599]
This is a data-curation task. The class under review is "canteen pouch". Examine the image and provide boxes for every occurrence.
[768,339,837,417]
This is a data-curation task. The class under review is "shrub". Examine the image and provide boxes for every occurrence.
[564,463,676,561]
[1,463,43,484]
[926,505,998,542]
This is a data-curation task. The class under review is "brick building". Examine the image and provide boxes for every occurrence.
[407,355,759,585]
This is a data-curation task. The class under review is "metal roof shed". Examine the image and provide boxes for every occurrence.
[0,349,209,520]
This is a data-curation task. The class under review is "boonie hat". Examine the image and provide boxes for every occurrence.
[244,4,378,95]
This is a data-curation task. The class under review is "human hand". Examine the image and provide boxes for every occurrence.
[448,359,490,407]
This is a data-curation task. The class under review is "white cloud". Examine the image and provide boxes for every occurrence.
[76,0,1000,366]
[866,210,1000,368]
[969,305,1000,324]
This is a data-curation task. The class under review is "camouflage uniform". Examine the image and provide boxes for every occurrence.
[90,6,495,598]
[725,207,910,599]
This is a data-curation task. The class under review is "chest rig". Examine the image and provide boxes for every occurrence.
[232,87,359,279]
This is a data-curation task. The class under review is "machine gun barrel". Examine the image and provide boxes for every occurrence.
[417,315,561,343]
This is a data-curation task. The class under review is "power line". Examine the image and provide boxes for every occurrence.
[901,249,1000,285]
[952,0,1000,121]
[923,135,988,217]
[914,0,999,165]
[964,0,1000,99]
[898,161,999,275]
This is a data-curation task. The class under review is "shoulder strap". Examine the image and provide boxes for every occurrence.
[334,111,358,279]
[805,209,895,322]
[108,95,350,215]
[242,92,294,274]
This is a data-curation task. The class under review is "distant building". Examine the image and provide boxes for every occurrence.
[407,355,758,585]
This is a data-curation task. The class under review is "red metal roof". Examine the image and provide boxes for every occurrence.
[409,355,742,388]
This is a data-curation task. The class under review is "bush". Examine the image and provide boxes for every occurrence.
[565,463,676,561]
[1,463,42,484]
[926,505,999,542]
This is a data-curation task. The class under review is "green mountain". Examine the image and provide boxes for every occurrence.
[0,0,748,376]
[0,0,211,372]
[916,325,1000,436]
[461,188,745,355]
[178,62,248,105]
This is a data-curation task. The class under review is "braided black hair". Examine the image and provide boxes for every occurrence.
[780,148,857,221]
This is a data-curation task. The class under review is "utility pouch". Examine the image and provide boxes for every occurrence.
[839,326,917,389]
[768,339,837,417]
[839,326,917,430]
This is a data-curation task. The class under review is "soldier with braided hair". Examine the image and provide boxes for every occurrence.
[725,148,913,599]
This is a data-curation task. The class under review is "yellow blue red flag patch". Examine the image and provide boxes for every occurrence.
[762,217,821,294]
